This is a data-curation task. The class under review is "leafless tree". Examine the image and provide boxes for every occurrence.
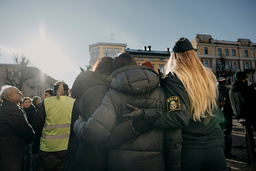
[5,54,34,90]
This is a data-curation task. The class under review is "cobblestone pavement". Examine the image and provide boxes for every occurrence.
[226,119,256,171]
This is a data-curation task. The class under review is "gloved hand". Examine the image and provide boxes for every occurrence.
[132,113,153,134]
[126,103,159,134]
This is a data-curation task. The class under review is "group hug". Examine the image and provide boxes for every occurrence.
[0,37,229,171]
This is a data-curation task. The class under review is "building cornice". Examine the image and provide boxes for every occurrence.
[89,42,127,48]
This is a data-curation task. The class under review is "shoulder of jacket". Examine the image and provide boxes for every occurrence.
[164,72,180,82]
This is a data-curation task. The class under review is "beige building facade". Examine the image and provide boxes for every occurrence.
[191,34,256,84]
[89,42,127,68]
[125,46,170,73]
[89,43,169,73]
[89,34,256,84]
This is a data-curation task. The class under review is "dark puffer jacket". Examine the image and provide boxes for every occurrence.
[65,71,139,171]
[64,71,111,171]
[74,65,182,171]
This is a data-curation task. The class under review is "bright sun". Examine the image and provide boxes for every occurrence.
[25,24,79,86]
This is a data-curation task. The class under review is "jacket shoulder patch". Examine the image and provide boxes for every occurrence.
[166,96,181,112]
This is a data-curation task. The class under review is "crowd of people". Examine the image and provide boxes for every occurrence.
[0,37,256,171]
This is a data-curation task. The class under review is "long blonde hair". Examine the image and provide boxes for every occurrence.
[165,50,218,121]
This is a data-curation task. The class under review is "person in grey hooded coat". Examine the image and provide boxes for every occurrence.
[74,53,182,171]
[65,56,153,171]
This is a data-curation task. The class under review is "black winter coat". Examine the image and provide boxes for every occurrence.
[64,71,111,171]
[74,65,182,171]
[218,84,233,126]
[229,81,256,121]
[24,104,36,126]
[0,101,35,171]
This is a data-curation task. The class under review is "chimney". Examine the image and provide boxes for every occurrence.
[143,46,147,51]
[166,48,170,52]
[147,46,151,51]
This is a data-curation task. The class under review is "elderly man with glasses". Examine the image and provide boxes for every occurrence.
[0,85,35,171]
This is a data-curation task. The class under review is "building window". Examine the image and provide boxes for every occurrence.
[245,62,250,69]
[138,58,143,61]
[204,47,208,54]
[149,58,153,61]
[111,51,115,57]
[244,50,249,57]
[232,61,237,70]
[217,48,222,55]
[203,60,209,68]
[225,61,230,70]
[232,49,236,56]
[225,49,229,56]
[159,58,164,61]
[226,76,231,85]
[217,61,223,70]
[91,52,95,59]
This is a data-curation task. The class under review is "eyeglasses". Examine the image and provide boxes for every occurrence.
[11,91,23,95]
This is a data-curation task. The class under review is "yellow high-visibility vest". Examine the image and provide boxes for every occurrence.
[40,96,74,152]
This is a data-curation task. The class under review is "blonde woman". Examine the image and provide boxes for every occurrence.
[143,37,227,171]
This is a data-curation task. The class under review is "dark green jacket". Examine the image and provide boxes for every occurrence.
[145,73,224,149]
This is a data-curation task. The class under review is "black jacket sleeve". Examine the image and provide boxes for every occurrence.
[144,74,190,130]
[33,101,46,135]
[32,101,46,153]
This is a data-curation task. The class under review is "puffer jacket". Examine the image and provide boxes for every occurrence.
[65,71,139,171]
[64,71,111,171]
[74,65,182,171]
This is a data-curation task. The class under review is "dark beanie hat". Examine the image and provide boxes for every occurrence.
[172,37,194,52]
[234,71,247,81]
[140,61,154,69]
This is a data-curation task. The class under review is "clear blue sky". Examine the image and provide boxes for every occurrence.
[1,0,256,86]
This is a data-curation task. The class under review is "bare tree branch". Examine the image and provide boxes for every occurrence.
[4,55,34,90]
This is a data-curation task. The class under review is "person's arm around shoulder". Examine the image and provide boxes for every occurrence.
[144,73,191,130]
[74,91,117,145]
[99,110,154,149]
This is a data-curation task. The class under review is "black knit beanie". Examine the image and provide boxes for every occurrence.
[172,37,194,52]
